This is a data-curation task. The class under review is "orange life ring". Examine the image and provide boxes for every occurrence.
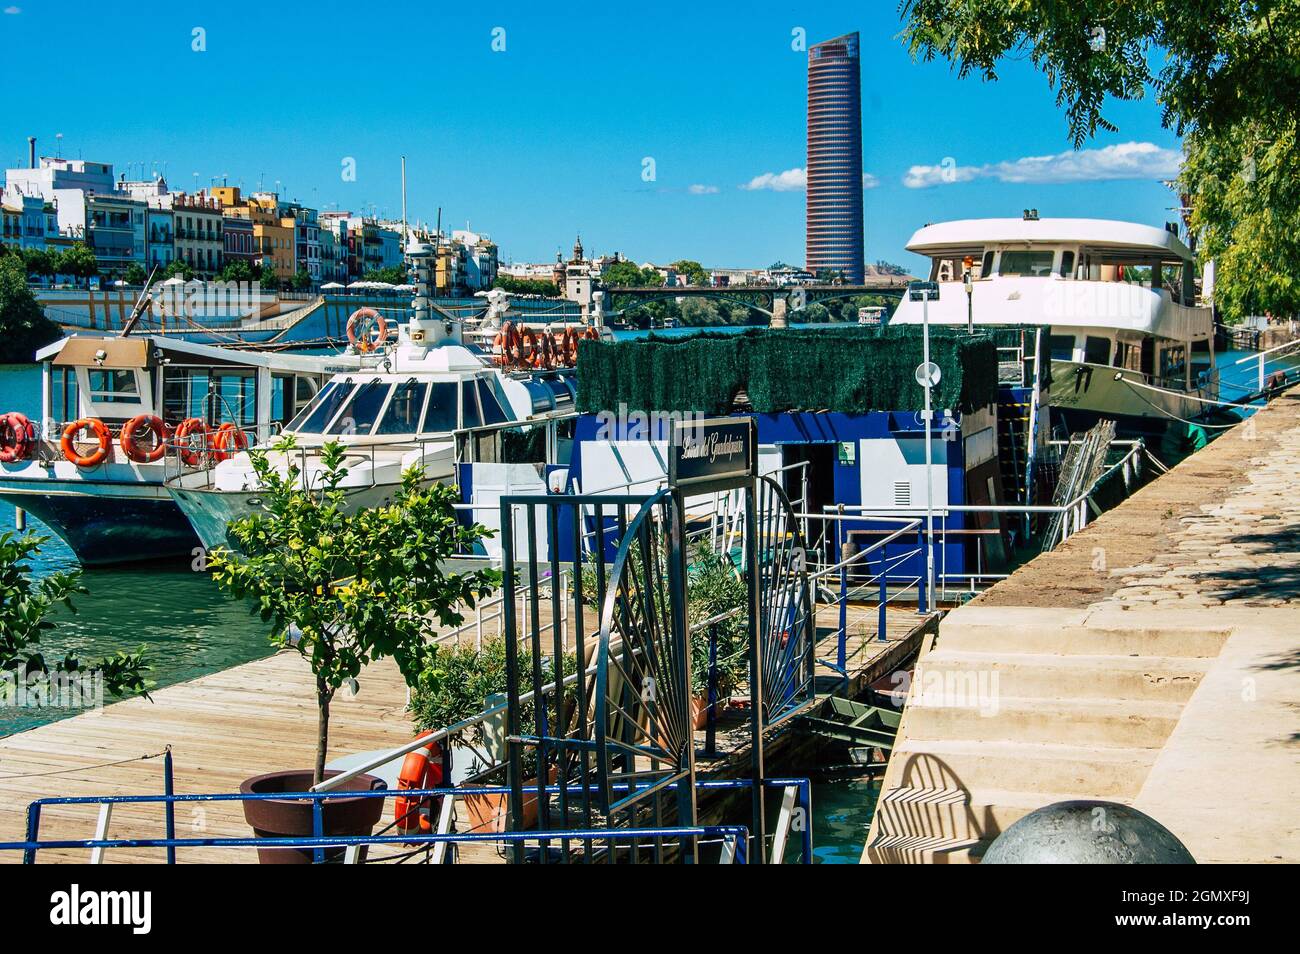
[502,321,522,367]
[519,328,538,367]
[120,414,169,464]
[0,411,36,464]
[393,734,445,836]
[346,307,389,354]
[61,418,112,468]
[582,325,599,340]
[562,327,579,366]
[173,417,209,467]
[210,423,248,462]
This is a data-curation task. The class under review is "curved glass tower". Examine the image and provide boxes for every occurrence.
[806,32,864,283]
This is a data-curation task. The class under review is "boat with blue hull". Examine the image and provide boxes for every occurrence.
[0,334,360,565]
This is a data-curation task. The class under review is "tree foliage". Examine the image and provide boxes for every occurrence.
[669,259,709,286]
[600,260,665,287]
[208,438,501,783]
[0,256,61,363]
[492,275,560,297]
[0,532,149,699]
[899,0,1300,319]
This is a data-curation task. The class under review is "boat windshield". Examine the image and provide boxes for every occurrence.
[327,380,388,435]
[374,381,428,435]
[287,380,353,433]
[998,250,1055,277]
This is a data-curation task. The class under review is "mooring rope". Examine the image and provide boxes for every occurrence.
[0,749,169,780]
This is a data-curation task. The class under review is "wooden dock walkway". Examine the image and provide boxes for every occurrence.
[0,596,927,864]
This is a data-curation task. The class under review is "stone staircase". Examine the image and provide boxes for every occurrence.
[863,607,1227,863]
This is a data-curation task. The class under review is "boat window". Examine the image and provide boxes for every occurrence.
[998,250,1055,277]
[1059,251,1075,278]
[1160,345,1187,388]
[1049,334,1076,361]
[461,381,483,430]
[421,383,458,434]
[1083,336,1111,365]
[981,250,994,277]
[477,379,508,426]
[289,381,350,433]
[87,369,140,404]
[375,381,428,435]
[50,367,78,422]
[328,380,389,435]
[213,372,256,426]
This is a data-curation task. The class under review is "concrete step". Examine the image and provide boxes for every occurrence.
[874,785,971,841]
[902,694,1183,749]
[935,621,1229,658]
[888,737,1157,798]
[912,649,1208,703]
[865,831,985,865]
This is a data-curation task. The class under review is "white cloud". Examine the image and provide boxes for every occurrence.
[742,167,881,192]
[687,183,719,195]
[903,142,1182,189]
[741,167,807,192]
[4,5,21,12]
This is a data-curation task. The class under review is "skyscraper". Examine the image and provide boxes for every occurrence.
[806,32,864,283]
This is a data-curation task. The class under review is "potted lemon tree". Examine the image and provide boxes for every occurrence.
[209,437,498,862]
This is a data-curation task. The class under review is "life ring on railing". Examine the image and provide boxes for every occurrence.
[172,417,209,467]
[499,321,522,367]
[393,734,445,836]
[535,330,557,370]
[120,414,169,464]
[0,411,36,464]
[210,422,248,462]
[61,418,112,468]
[519,328,538,367]
[582,325,599,341]
[346,307,389,354]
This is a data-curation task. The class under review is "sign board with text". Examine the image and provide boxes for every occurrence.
[668,417,757,489]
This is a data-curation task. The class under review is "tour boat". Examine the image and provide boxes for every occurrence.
[163,313,578,559]
[888,216,1217,439]
[0,334,360,565]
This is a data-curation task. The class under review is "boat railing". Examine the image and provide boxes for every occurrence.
[823,436,1150,601]
[1233,335,1300,392]
[3,766,818,862]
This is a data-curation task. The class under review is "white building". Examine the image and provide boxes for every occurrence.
[5,156,116,238]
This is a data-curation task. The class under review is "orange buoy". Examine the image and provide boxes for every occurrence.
[393,734,445,836]
[210,422,248,462]
[120,414,169,464]
[519,328,538,368]
[0,411,36,464]
[346,307,389,354]
[172,417,209,467]
[61,418,112,468]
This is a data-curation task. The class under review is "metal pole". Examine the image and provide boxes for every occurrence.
[164,746,176,865]
[705,624,718,757]
[744,483,766,863]
[22,803,40,864]
[922,291,935,614]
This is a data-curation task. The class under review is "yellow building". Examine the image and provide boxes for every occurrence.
[212,187,294,282]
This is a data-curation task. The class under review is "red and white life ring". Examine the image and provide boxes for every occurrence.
[120,414,169,464]
[172,417,209,467]
[393,734,445,836]
[61,418,112,468]
[346,307,389,354]
[210,422,248,462]
[0,411,36,464]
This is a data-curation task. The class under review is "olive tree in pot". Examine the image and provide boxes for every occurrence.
[209,437,499,862]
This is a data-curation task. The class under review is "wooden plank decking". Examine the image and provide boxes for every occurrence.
[0,598,927,864]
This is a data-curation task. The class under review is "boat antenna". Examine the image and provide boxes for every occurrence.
[400,155,408,250]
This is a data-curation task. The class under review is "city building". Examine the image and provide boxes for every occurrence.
[86,192,146,276]
[5,152,114,238]
[121,177,175,272]
[215,189,295,283]
[0,189,58,250]
[451,229,499,291]
[290,205,321,283]
[806,32,865,284]
[222,215,256,270]
[171,191,224,278]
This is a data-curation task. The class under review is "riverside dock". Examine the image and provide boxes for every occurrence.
[866,388,1300,864]
[0,599,929,864]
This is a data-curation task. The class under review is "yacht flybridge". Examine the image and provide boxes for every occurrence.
[888,216,1217,436]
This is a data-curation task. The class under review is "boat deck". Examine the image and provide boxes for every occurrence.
[0,601,928,864]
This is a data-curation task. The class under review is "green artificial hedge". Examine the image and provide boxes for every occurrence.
[577,326,1001,416]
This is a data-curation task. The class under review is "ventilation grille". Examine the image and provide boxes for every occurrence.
[893,481,911,508]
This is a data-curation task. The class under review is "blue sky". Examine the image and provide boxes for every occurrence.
[0,1,1183,273]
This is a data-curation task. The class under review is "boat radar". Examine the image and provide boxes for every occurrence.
[405,239,446,357]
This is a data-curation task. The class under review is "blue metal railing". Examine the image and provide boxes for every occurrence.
[2,774,813,865]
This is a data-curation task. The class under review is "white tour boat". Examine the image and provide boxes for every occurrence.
[888,215,1217,438]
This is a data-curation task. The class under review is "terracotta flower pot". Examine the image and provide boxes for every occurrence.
[240,769,386,864]
[461,766,558,834]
